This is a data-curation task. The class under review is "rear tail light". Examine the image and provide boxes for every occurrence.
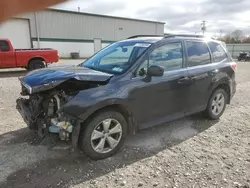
[231,62,237,72]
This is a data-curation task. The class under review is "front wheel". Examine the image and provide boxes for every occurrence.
[79,110,127,160]
[204,88,228,120]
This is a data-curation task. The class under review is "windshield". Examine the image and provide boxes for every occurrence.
[82,41,152,74]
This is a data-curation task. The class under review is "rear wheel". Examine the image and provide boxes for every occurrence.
[28,59,46,71]
[204,88,228,120]
[79,110,127,160]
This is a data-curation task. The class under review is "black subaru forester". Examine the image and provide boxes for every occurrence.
[16,34,236,160]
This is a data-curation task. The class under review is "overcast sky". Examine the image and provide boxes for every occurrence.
[54,0,250,36]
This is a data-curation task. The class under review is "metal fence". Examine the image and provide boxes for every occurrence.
[226,44,250,58]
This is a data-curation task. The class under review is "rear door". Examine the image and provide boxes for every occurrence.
[184,40,215,115]
[128,41,190,129]
[0,40,16,68]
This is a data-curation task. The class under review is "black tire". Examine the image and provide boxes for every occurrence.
[28,59,46,71]
[204,88,228,120]
[79,110,127,160]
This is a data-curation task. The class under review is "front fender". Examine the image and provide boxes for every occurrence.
[70,98,130,121]
[63,97,131,148]
[61,83,129,121]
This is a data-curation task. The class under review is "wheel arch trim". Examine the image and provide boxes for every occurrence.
[209,80,231,104]
[28,57,47,68]
[71,100,137,148]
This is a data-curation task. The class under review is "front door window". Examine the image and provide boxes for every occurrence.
[137,42,183,76]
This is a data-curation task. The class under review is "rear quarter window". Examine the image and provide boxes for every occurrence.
[208,42,228,63]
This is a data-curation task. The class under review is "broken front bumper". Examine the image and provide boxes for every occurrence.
[16,98,47,137]
[16,98,34,129]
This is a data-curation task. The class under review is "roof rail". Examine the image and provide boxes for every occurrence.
[164,34,216,39]
[164,34,206,38]
[127,35,163,39]
[127,34,215,40]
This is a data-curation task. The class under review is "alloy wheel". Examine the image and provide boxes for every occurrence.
[211,92,225,116]
[90,118,122,154]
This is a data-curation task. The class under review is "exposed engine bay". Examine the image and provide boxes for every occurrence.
[16,79,103,141]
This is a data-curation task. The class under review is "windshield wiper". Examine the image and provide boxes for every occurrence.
[77,62,84,67]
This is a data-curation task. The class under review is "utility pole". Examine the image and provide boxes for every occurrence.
[201,20,206,35]
[220,30,223,38]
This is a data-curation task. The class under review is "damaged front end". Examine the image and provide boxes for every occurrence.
[16,66,113,142]
[16,90,74,140]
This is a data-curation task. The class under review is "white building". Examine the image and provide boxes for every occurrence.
[0,9,165,58]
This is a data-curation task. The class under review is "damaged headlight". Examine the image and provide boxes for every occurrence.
[31,82,57,94]
[21,82,53,95]
[22,82,33,94]
[20,80,65,95]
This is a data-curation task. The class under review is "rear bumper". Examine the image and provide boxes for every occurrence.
[47,61,58,65]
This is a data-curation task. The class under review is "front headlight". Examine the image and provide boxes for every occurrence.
[22,82,32,94]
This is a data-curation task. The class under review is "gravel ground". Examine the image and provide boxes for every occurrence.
[0,61,249,188]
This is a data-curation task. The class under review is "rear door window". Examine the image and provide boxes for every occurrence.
[186,41,211,67]
[208,42,228,62]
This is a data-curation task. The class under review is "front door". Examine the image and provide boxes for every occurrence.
[128,41,190,129]
[0,40,15,68]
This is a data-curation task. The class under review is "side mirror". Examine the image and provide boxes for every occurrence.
[147,65,164,77]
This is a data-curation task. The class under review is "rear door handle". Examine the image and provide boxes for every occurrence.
[178,77,190,84]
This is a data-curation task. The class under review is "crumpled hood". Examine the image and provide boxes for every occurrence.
[19,66,113,93]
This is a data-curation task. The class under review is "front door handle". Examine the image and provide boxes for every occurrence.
[178,77,190,84]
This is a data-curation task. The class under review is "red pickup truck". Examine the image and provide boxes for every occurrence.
[0,39,59,70]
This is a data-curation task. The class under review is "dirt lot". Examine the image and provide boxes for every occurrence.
[0,61,249,188]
